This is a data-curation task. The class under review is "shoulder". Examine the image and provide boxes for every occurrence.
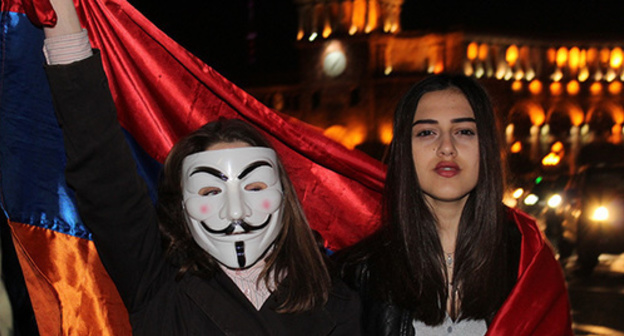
[331,242,375,294]
[327,277,361,309]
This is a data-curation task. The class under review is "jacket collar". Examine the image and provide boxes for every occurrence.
[181,271,337,335]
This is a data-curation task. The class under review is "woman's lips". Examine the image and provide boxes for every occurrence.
[434,161,460,178]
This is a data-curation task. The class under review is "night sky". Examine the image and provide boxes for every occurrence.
[128,0,624,86]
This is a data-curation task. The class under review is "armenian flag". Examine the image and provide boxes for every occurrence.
[0,0,386,334]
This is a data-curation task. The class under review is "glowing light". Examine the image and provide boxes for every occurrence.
[322,22,332,38]
[594,68,604,81]
[478,43,489,61]
[504,67,514,81]
[591,206,609,221]
[547,194,562,208]
[474,63,484,78]
[529,80,543,95]
[556,47,568,68]
[587,48,598,64]
[579,49,587,68]
[324,124,367,150]
[551,68,563,82]
[578,67,590,82]
[510,141,522,153]
[384,66,393,75]
[547,48,556,64]
[511,80,523,92]
[542,125,552,138]
[568,47,580,70]
[434,60,444,74]
[550,82,563,96]
[512,188,524,199]
[608,81,622,95]
[324,125,347,143]
[383,22,392,33]
[600,47,611,65]
[525,68,536,81]
[296,30,304,41]
[365,1,378,33]
[463,61,474,76]
[605,68,617,82]
[542,152,561,166]
[351,0,366,33]
[496,61,507,79]
[551,141,564,153]
[379,122,393,144]
[309,32,318,41]
[611,47,623,68]
[567,80,580,96]
[528,105,545,126]
[571,109,585,126]
[467,42,478,60]
[514,69,524,80]
[590,82,603,95]
[524,194,539,206]
[506,45,519,67]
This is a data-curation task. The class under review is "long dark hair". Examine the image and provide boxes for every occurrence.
[157,118,331,313]
[367,74,516,325]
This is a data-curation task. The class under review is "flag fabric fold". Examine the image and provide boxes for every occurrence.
[0,0,385,334]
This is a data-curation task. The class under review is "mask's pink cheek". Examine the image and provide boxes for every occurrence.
[200,205,210,214]
[262,199,271,211]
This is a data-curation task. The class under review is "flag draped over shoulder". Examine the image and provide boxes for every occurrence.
[0,0,386,334]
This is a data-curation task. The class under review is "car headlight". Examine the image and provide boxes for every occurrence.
[590,206,609,221]
[523,194,539,206]
[547,194,562,208]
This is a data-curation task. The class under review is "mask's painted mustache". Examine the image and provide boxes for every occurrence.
[201,215,272,235]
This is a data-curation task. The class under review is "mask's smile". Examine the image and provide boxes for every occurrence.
[200,215,273,235]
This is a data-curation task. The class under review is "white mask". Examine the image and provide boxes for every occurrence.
[181,147,284,269]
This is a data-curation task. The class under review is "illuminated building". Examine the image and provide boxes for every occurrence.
[246,0,624,168]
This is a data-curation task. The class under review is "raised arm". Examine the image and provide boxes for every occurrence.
[42,0,166,312]
[44,0,81,38]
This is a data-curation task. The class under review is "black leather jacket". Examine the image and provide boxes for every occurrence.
[337,216,521,336]
[340,261,414,336]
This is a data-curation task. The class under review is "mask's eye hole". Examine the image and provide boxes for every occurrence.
[199,187,222,196]
[244,182,268,192]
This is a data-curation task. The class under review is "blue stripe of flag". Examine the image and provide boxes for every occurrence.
[0,10,162,240]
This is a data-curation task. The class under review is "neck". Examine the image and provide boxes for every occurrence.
[425,195,468,253]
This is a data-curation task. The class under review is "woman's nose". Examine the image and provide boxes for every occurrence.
[437,134,456,157]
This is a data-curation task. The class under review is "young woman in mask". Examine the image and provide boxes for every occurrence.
[41,0,360,334]
[337,74,572,335]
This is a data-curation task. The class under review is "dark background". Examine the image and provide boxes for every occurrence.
[129,0,624,85]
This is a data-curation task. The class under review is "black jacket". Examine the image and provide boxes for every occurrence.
[337,215,521,336]
[45,52,361,335]
[340,261,414,336]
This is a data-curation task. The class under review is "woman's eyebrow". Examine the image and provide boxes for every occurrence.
[412,117,476,127]
[451,117,477,123]
[412,119,437,126]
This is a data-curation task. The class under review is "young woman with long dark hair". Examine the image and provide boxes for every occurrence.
[337,74,572,335]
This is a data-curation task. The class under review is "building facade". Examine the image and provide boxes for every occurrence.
[246,0,624,176]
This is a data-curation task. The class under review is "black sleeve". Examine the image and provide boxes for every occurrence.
[45,52,165,313]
